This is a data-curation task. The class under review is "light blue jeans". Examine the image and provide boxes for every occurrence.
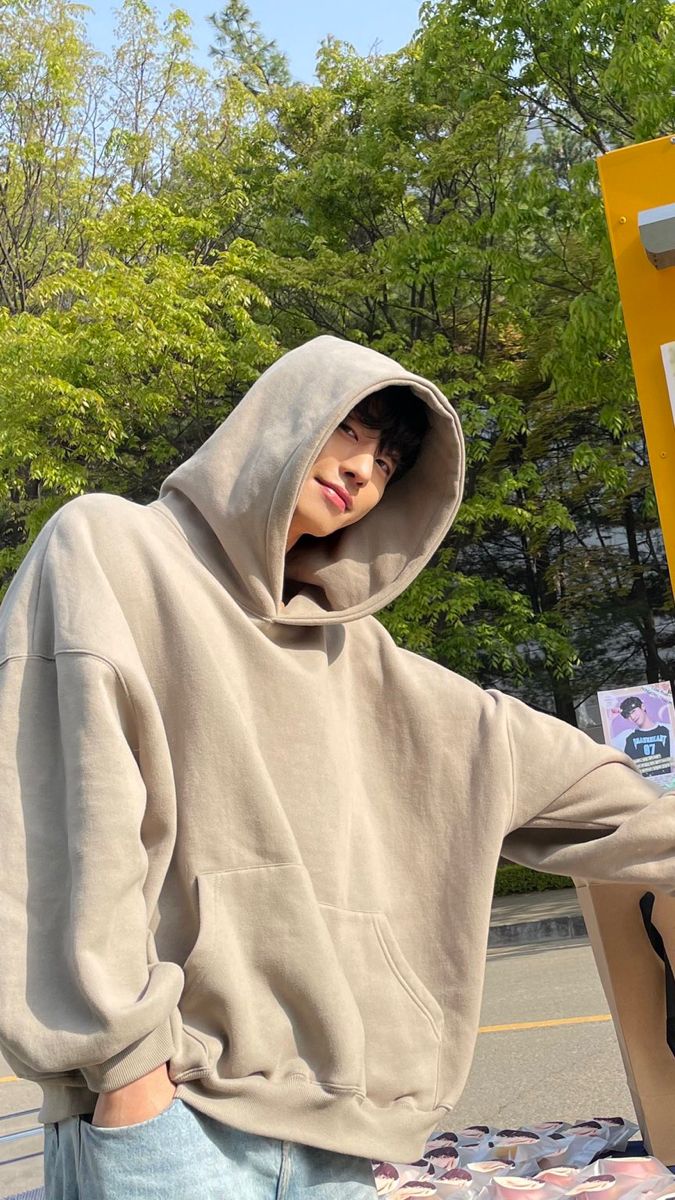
[43,1097,378,1199]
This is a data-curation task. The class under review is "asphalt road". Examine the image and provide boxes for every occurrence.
[0,938,637,1199]
[448,939,636,1131]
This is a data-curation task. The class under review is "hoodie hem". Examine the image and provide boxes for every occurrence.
[81,1015,177,1093]
[37,1073,450,1163]
[174,1077,449,1163]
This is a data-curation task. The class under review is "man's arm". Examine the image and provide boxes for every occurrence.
[0,652,185,1104]
[493,690,675,894]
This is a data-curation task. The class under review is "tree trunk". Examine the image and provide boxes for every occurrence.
[550,673,578,726]
[624,498,663,682]
[518,533,578,725]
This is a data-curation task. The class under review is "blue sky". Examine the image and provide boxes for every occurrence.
[83,0,424,81]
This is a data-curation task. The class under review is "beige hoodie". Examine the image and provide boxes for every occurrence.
[0,335,673,1163]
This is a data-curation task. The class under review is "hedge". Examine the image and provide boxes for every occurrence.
[494,865,574,896]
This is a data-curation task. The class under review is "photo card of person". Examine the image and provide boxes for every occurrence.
[596,682,675,790]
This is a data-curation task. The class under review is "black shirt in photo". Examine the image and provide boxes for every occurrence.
[624,724,672,777]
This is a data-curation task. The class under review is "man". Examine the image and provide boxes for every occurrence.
[0,335,673,1200]
[619,696,672,778]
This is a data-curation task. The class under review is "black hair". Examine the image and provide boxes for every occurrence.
[351,385,430,482]
[619,696,643,718]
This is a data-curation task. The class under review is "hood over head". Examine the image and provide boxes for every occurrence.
[157,335,465,625]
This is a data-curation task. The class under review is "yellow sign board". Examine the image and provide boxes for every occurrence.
[597,136,675,599]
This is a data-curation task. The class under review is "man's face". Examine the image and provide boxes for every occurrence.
[286,411,399,551]
[627,704,647,727]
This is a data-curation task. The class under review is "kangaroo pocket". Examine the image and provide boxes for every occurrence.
[319,904,444,1107]
[174,863,443,1110]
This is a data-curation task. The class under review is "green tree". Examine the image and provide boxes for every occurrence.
[414,0,675,703]
[208,0,291,94]
[0,0,277,592]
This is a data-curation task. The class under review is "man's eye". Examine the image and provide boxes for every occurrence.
[377,458,392,475]
[340,421,357,438]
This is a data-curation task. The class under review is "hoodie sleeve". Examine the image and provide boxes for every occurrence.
[497,690,675,893]
[0,648,184,1093]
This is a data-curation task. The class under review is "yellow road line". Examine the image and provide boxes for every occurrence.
[479,1014,612,1034]
[0,1074,18,1083]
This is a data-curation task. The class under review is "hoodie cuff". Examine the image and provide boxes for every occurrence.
[82,1014,178,1093]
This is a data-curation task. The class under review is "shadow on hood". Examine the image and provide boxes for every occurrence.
[156,335,465,626]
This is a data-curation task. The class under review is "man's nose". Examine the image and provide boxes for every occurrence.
[343,453,375,485]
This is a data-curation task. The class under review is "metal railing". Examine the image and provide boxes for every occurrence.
[0,1107,44,1200]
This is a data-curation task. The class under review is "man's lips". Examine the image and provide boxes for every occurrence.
[316,478,353,511]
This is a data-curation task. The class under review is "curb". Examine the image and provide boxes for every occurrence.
[488,912,588,948]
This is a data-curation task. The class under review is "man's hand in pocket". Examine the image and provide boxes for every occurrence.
[92,1062,177,1128]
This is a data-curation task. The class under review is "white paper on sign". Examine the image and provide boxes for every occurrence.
[659,341,675,425]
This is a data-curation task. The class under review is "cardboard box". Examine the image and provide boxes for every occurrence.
[576,880,675,1163]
